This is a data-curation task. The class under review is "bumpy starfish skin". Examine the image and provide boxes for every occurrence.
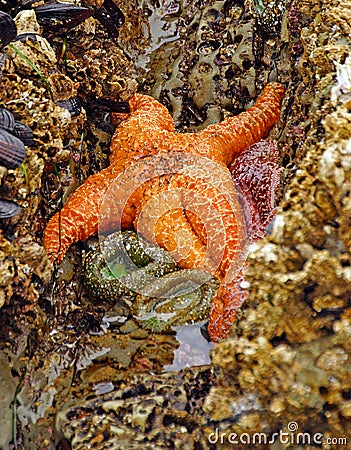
[231,139,282,241]
[208,140,283,340]
[44,82,285,341]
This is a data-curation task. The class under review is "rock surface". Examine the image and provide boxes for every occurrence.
[208,0,351,443]
[0,0,351,448]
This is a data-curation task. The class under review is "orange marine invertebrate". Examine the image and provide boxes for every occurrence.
[44,82,285,341]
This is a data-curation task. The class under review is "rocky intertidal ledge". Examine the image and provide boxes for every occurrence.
[205,0,351,440]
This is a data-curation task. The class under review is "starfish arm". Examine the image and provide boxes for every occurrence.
[42,81,285,342]
[135,176,220,274]
[112,93,175,131]
[43,167,121,263]
[230,140,282,241]
[136,173,246,281]
[144,207,220,274]
[208,267,248,342]
[199,82,285,165]
[181,175,246,279]
[128,94,175,131]
[109,94,175,165]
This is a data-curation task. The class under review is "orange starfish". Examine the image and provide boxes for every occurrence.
[43,82,285,341]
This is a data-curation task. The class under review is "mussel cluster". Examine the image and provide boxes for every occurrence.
[0,106,34,218]
[0,10,34,218]
[0,0,128,219]
[0,10,16,49]
[0,0,124,38]
[0,106,33,168]
[0,12,29,217]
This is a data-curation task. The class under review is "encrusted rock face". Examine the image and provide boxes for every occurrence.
[41,2,138,103]
[12,10,57,75]
[0,11,81,309]
[56,366,215,449]
[207,0,351,439]
[68,42,138,102]
[0,5,139,310]
[118,0,289,131]
[1,0,351,447]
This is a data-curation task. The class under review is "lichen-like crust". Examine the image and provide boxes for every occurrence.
[43,82,285,341]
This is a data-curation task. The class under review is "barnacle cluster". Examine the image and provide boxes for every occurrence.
[206,0,351,438]
[66,41,137,102]
[1,0,350,447]
[0,10,83,308]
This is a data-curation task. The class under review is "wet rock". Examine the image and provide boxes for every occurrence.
[127,0,287,132]
[206,0,351,439]
[129,328,148,340]
[0,353,17,449]
[56,366,215,449]
[118,318,139,335]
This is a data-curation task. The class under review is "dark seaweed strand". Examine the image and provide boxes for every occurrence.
[76,128,85,184]
[21,162,28,184]
[59,33,68,70]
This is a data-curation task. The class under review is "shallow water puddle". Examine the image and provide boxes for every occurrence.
[163,323,214,372]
